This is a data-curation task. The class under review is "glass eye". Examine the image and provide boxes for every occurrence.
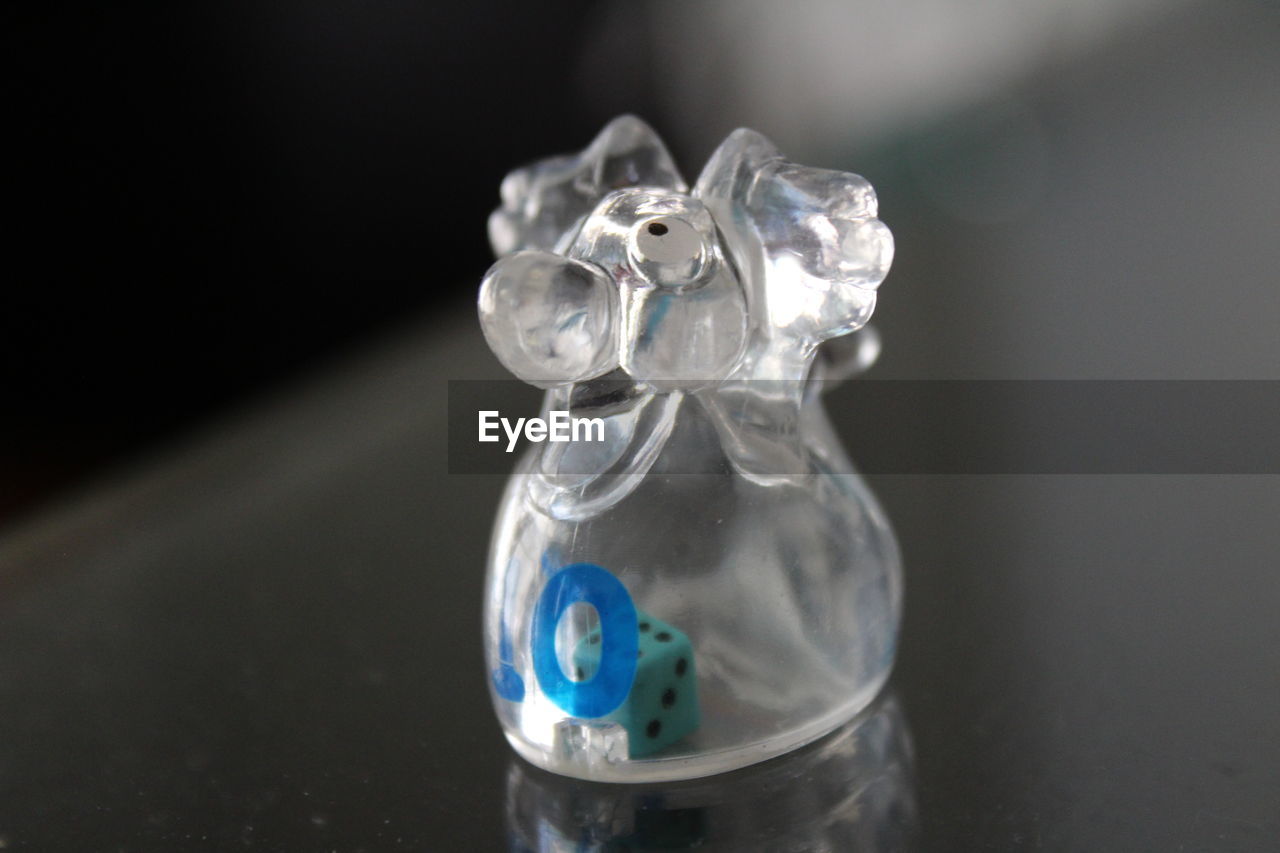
[630,216,706,286]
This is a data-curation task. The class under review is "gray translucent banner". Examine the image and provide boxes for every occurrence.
[447,380,1279,475]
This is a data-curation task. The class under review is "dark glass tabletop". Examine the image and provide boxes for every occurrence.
[1,316,1276,851]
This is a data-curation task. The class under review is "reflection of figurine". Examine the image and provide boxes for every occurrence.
[480,116,902,781]
[505,693,918,852]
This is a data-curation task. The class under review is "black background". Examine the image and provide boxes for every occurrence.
[7,1,1280,523]
[7,1,606,522]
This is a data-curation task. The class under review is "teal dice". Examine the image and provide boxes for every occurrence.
[573,611,699,758]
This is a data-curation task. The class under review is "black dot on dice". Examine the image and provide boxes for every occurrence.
[637,650,644,658]
[639,622,650,632]
[589,635,600,644]
[661,688,676,708]
[675,657,688,677]
[575,666,585,680]
[655,631,672,642]
[646,719,662,738]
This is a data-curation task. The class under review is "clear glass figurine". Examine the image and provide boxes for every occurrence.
[479,115,901,782]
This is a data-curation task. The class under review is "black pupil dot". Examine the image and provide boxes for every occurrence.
[661,688,676,708]
[647,222,668,236]
[675,658,688,676]
[639,622,650,632]
[655,631,672,642]
[646,719,662,738]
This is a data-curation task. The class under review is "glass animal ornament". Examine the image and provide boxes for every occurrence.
[479,115,901,782]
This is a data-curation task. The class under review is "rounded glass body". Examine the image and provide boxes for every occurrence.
[483,389,901,782]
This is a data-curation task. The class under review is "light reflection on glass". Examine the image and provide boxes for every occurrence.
[505,692,918,852]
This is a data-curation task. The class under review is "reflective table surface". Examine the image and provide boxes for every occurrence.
[1,316,1277,851]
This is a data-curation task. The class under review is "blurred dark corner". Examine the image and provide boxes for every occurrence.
[4,0,1278,528]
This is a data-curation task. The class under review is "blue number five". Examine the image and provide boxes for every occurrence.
[532,563,638,718]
